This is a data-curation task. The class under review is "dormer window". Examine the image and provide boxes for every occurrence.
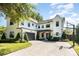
[10,21,14,25]
[56,21,59,27]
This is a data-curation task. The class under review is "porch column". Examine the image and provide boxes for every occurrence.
[44,32,46,39]
[35,32,37,40]
[44,32,48,40]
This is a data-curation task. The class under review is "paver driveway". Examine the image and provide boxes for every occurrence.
[6,40,77,56]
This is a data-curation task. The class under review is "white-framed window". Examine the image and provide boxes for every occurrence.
[10,21,14,25]
[46,24,50,28]
[56,21,59,27]
[56,32,59,36]
[32,23,34,26]
[38,25,40,28]
[28,23,30,27]
[9,31,14,38]
[42,25,44,28]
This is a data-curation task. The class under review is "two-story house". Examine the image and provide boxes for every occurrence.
[5,15,65,40]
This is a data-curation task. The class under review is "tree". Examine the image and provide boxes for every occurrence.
[30,12,43,21]
[1,33,6,40]
[0,3,42,22]
[62,32,67,40]
[76,24,79,43]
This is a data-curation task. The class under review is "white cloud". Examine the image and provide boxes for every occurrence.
[50,3,58,6]
[49,3,79,26]
[64,4,74,10]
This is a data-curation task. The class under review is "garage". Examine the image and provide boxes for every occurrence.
[26,32,35,40]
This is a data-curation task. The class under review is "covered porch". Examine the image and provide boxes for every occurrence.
[37,30,52,40]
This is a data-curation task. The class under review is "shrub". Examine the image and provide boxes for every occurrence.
[76,34,79,43]
[52,37,60,41]
[24,34,28,42]
[1,33,6,40]
[62,32,67,40]
[47,36,60,41]
[0,39,16,43]
[15,33,21,41]
[48,36,52,41]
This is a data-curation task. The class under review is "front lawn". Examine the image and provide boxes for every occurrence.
[68,41,79,56]
[0,42,31,56]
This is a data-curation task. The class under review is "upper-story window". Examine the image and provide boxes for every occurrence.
[32,23,34,26]
[42,25,44,28]
[56,21,59,27]
[10,21,14,25]
[21,22,24,25]
[28,23,30,27]
[56,32,59,36]
[38,25,40,28]
[36,25,37,28]
[46,24,50,28]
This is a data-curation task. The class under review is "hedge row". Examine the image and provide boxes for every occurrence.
[0,33,28,43]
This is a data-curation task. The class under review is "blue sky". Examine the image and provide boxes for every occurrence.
[0,3,79,27]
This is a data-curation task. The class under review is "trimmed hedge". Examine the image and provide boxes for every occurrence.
[1,33,6,40]
[48,37,60,41]
[0,42,31,56]
[0,39,17,43]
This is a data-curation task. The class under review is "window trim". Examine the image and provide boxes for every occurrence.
[56,21,59,27]
[9,31,14,38]
[56,32,59,36]
[21,22,24,25]
[38,25,40,28]
[10,21,14,25]
[46,24,50,28]
[42,25,44,28]
[28,23,30,27]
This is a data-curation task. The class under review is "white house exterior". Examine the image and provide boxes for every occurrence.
[5,15,65,40]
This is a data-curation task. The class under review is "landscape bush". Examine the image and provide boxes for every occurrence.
[15,33,21,41]
[24,34,28,42]
[1,33,6,40]
[61,32,67,41]
[0,33,21,43]
[48,37,60,41]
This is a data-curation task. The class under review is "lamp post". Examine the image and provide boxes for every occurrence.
[67,22,75,47]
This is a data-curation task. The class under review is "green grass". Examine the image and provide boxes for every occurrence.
[68,41,79,56]
[0,42,31,56]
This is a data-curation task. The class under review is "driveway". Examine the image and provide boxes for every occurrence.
[6,40,77,56]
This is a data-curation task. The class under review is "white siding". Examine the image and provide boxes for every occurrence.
[5,15,65,39]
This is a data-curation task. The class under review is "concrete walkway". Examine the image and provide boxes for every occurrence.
[5,40,77,56]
